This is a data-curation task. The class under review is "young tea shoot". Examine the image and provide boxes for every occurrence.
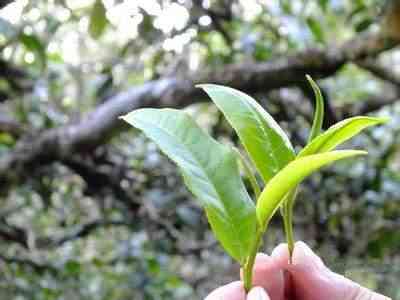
[120,76,387,292]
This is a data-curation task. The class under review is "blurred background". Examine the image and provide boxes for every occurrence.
[0,0,399,299]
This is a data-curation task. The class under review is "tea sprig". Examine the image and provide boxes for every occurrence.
[121,76,387,292]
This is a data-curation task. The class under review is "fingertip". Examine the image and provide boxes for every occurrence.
[251,252,285,299]
[291,241,325,271]
[255,253,272,265]
[252,253,274,277]
[205,281,245,300]
[247,287,270,300]
[271,243,290,267]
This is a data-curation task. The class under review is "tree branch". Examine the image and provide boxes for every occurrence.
[356,58,400,86]
[0,114,26,137]
[0,254,57,274]
[0,32,398,189]
[0,0,15,10]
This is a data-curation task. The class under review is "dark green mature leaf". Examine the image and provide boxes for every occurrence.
[355,18,374,33]
[298,117,387,157]
[318,0,329,12]
[306,75,324,142]
[257,150,366,227]
[306,17,325,43]
[20,33,46,70]
[121,108,256,264]
[89,0,108,39]
[198,84,295,183]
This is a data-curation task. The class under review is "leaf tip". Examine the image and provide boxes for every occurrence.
[195,83,210,89]
[376,117,390,124]
[195,83,219,91]
[119,113,131,122]
[348,150,368,157]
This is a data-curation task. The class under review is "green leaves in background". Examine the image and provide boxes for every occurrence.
[257,150,367,227]
[306,17,325,43]
[306,75,324,142]
[20,33,46,70]
[198,84,295,183]
[89,0,109,39]
[299,116,388,157]
[121,108,256,264]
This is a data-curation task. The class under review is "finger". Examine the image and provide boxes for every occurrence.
[287,241,360,300]
[290,241,325,272]
[247,287,270,300]
[271,243,290,268]
[204,281,245,300]
[270,244,296,300]
[241,253,285,300]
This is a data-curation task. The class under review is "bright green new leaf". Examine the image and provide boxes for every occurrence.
[197,84,295,183]
[298,117,388,157]
[121,108,256,264]
[89,0,108,39]
[306,75,325,142]
[257,150,367,226]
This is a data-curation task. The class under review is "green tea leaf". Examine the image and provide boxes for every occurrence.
[121,108,256,264]
[299,117,387,157]
[257,150,366,226]
[306,75,324,142]
[89,0,108,39]
[198,84,295,183]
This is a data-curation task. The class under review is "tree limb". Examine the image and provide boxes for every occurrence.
[0,114,26,137]
[0,0,15,10]
[0,32,398,189]
[0,254,57,274]
[356,58,400,86]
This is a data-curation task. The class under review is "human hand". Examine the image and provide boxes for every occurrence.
[205,241,391,300]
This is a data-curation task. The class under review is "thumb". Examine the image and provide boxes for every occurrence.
[287,241,391,300]
[247,287,270,300]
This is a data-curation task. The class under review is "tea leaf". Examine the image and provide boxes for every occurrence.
[198,84,295,183]
[257,150,366,226]
[306,75,324,142]
[299,117,387,157]
[121,108,256,264]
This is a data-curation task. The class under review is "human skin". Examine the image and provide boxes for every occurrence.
[205,241,391,300]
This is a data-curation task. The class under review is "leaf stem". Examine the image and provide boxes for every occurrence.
[282,188,298,261]
[234,148,261,199]
[243,225,264,292]
[283,203,294,261]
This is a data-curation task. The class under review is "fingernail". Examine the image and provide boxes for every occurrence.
[292,241,325,272]
[271,243,288,259]
[247,287,269,300]
[271,243,290,267]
